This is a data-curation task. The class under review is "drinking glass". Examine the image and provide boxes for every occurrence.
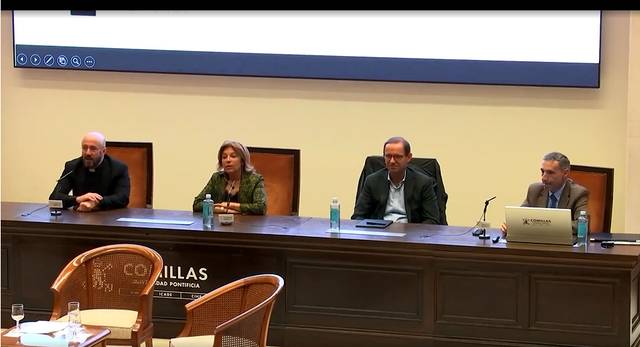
[11,304,24,332]
[67,301,81,337]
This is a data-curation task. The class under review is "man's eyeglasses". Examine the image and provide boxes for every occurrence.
[384,154,405,161]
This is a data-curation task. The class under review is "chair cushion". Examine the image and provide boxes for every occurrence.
[55,309,138,339]
[169,335,215,347]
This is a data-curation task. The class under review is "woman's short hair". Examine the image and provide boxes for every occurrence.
[217,140,255,173]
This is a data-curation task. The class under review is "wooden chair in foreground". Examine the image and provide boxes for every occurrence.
[169,274,285,347]
[569,164,614,233]
[106,141,154,208]
[49,244,163,347]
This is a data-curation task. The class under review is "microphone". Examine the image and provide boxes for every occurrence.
[57,169,75,182]
[481,196,496,223]
[472,196,496,239]
[22,169,75,217]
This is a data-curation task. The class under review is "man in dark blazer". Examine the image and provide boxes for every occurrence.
[49,131,130,212]
[351,137,440,224]
[502,152,589,233]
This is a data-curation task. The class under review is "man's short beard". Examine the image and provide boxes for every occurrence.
[83,158,96,169]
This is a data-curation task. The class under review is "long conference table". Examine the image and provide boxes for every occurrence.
[2,201,640,347]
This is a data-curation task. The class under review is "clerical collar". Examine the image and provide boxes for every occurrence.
[88,157,105,172]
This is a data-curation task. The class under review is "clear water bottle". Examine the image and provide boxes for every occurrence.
[330,197,340,232]
[203,193,214,228]
[577,210,589,246]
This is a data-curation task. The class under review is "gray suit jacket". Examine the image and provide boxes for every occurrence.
[351,167,440,224]
[522,178,589,231]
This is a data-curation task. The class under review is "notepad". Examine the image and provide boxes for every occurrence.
[354,219,393,229]
[19,321,68,334]
[116,218,194,225]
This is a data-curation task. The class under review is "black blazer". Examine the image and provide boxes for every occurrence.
[354,156,448,224]
[351,167,440,224]
[49,154,130,210]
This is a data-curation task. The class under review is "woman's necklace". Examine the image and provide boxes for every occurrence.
[226,179,239,195]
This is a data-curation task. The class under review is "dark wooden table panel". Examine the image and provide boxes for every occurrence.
[2,202,639,347]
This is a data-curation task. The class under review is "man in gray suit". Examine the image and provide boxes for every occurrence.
[351,136,440,224]
[501,152,589,234]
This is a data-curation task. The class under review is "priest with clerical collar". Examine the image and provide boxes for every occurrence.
[49,131,130,212]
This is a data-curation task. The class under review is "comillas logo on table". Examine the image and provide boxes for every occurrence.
[153,264,209,300]
[522,218,552,226]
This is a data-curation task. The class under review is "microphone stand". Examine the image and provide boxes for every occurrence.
[26,169,76,217]
[473,196,496,240]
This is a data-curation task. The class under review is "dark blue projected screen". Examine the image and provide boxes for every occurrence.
[12,11,602,87]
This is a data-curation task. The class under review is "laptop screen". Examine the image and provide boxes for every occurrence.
[505,206,574,245]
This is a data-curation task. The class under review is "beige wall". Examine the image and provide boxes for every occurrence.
[2,11,637,232]
[627,11,640,230]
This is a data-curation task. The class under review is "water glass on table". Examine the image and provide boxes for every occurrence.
[11,304,24,332]
[67,301,81,337]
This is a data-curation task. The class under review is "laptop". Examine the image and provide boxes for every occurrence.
[505,206,574,245]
